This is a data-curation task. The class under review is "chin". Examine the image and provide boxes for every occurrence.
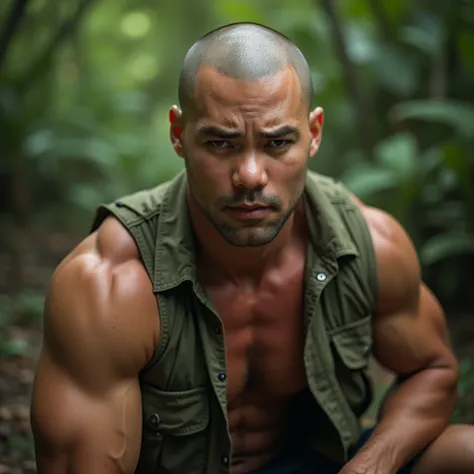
[218,226,281,247]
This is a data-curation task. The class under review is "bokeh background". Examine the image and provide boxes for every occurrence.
[1,0,473,471]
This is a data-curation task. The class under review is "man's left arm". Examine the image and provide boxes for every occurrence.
[342,206,459,474]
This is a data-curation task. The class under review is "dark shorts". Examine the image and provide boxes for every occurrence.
[254,428,418,474]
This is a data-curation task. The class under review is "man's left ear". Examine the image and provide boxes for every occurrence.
[309,107,324,157]
[169,105,185,157]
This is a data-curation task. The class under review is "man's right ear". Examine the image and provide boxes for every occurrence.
[169,105,184,157]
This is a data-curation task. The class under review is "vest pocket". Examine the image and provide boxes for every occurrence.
[329,315,373,417]
[137,384,210,474]
[330,315,372,369]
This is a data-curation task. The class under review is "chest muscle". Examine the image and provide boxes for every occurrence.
[204,266,307,405]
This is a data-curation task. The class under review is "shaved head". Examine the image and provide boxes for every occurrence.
[170,23,323,248]
[178,22,313,116]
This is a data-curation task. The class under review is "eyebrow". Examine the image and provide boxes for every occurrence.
[196,125,242,139]
[261,125,300,139]
[196,124,300,140]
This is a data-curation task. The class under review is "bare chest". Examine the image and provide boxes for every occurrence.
[203,267,307,405]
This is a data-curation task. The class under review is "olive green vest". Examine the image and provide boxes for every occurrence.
[91,170,378,474]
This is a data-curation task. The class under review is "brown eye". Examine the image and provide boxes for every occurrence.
[268,139,291,148]
[207,140,232,149]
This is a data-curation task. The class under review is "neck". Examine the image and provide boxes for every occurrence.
[188,192,306,283]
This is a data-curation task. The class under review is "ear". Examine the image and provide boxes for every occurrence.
[169,105,185,157]
[308,107,324,157]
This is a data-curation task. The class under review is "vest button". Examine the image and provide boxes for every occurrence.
[115,201,124,208]
[221,455,229,465]
[215,325,222,335]
[218,372,226,381]
[149,413,161,428]
[316,272,327,281]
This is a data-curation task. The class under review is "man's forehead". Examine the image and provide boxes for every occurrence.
[191,66,304,117]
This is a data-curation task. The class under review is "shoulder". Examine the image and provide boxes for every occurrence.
[44,217,159,383]
[352,198,421,314]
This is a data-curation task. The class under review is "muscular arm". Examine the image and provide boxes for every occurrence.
[31,218,159,474]
[344,205,459,473]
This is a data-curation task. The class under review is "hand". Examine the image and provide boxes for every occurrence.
[338,456,394,474]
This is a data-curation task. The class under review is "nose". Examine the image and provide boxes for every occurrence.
[231,152,268,190]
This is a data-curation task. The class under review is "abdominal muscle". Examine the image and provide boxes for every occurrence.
[227,390,294,474]
[223,329,308,474]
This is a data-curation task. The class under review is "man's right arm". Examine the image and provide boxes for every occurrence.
[31,218,159,474]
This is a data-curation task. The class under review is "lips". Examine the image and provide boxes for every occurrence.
[230,203,269,210]
[226,204,271,220]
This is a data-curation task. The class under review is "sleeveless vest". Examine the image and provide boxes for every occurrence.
[91,170,378,473]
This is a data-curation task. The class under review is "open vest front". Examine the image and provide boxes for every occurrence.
[91,170,378,474]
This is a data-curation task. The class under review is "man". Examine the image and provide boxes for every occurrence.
[30,22,474,474]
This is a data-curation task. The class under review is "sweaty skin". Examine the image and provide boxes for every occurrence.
[32,23,473,474]
[31,199,465,474]
[31,217,158,474]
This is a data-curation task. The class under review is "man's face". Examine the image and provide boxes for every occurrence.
[170,66,323,247]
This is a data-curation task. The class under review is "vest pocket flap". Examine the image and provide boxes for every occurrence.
[142,385,210,436]
[330,316,372,370]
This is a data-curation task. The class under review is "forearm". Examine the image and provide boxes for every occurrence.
[347,366,458,473]
[36,448,134,474]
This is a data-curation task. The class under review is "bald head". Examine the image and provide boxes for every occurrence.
[178,23,313,116]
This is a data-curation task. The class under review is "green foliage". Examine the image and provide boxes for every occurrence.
[452,359,474,423]
[0,0,473,390]
[0,290,43,357]
[390,100,474,138]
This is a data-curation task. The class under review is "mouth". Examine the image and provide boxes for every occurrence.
[225,204,272,220]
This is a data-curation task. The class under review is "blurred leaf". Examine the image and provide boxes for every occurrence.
[0,84,21,122]
[374,132,418,177]
[371,45,419,96]
[400,14,445,55]
[46,109,109,137]
[457,31,474,76]
[442,144,473,181]
[423,202,466,228]
[0,294,13,328]
[455,359,474,402]
[215,0,266,24]
[0,338,29,357]
[114,91,151,114]
[441,144,474,223]
[68,183,109,211]
[345,21,377,64]
[342,166,397,198]
[56,138,118,167]
[26,135,118,173]
[389,100,474,137]
[419,147,442,177]
[380,0,409,22]
[23,129,55,158]
[420,231,474,265]
[16,290,45,320]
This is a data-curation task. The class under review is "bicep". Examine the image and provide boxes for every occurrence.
[31,347,142,474]
[372,283,455,376]
[30,248,151,474]
[365,207,457,376]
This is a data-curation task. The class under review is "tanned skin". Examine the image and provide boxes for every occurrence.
[32,54,474,474]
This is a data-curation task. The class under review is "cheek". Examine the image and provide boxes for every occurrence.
[194,152,230,184]
[268,152,307,202]
[186,151,230,199]
[273,149,307,181]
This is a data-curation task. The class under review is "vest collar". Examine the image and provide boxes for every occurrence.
[153,170,358,293]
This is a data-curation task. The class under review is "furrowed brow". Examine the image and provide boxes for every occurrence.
[196,125,243,139]
[261,125,300,139]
